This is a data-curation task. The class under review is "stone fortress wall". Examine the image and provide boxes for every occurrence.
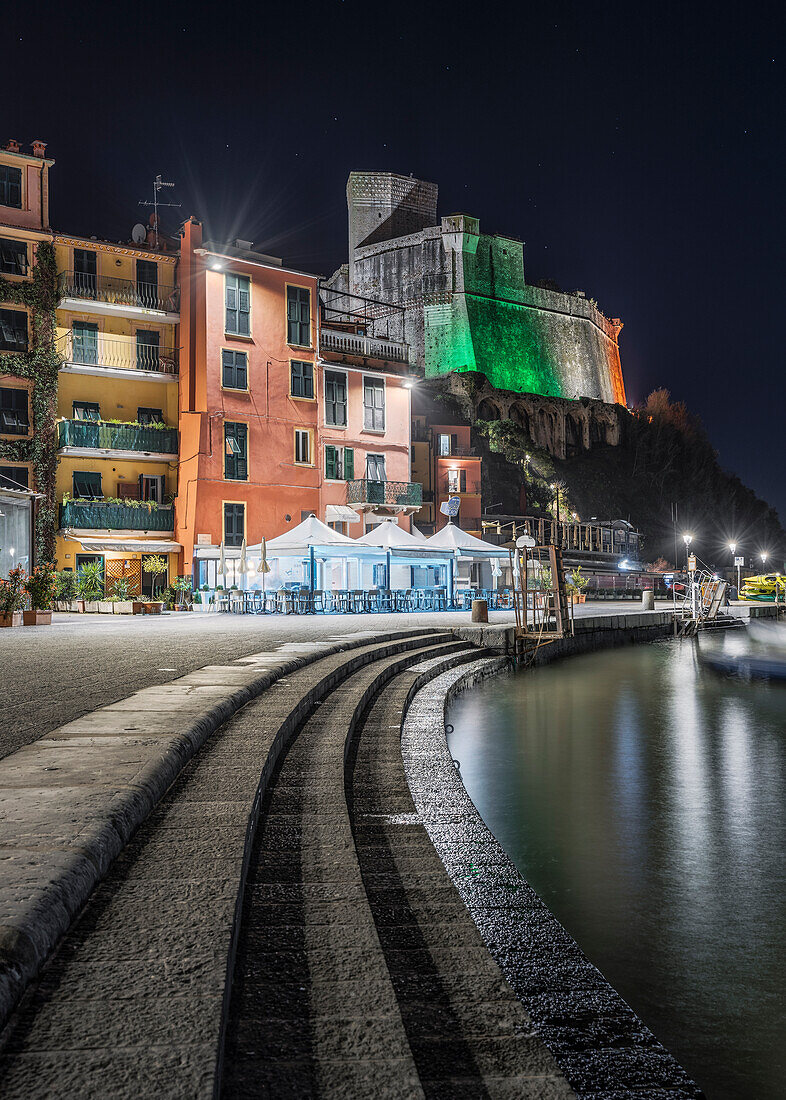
[326,171,627,413]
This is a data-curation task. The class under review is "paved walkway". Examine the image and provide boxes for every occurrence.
[0,604,660,760]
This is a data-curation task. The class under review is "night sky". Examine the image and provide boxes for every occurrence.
[9,1,785,527]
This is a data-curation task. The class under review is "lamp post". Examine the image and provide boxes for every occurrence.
[551,484,561,548]
[761,551,768,568]
[728,541,740,599]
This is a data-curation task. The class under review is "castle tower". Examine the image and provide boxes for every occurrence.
[347,171,437,291]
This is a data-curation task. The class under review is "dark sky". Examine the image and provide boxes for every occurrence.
[9,0,785,527]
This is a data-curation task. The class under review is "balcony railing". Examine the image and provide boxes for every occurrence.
[59,272,180,315]
[320,327,409,364]
[60,500,175,531]
[346,479,423,508]
[58,419,178,455]
[441,478,482,495]
[59,330,178,376]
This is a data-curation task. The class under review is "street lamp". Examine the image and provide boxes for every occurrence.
[551,484,561,548]
[728,541,740,598]
[761,551,768,568]
[682,533,693,572]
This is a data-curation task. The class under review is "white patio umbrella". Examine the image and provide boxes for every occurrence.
[258,537,271,598]
[238,537,247,588]
[425,523,508,558]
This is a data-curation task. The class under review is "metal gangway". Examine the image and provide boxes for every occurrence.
[677,569,730,635]
[509,543,572,660]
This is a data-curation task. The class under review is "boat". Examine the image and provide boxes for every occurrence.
[739,574,785,602]
[699,648,786,682]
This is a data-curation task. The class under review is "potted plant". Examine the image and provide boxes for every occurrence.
[132,595,148,615]
[110,578,134,614]
[23,562,56,625]
[192,590,203,611]
[0,565,25,627]
[54,569,79,611]
[172,576,192,609]
[77,560,104,612]
[142,554,168,613]
[567,567,588,604]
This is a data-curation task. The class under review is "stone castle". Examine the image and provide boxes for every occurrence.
[326,171,627,459]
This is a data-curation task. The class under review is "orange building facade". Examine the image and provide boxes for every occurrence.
[176,220,420,586]
[411,416,482,536]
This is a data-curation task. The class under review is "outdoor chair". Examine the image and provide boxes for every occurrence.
[377,589,395,612]
[297,589,314,614]
[365,589,381,612]
[350,590,365,613]
[311,590,325,613]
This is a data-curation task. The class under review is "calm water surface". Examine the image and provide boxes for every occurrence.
[448,637,785,1099]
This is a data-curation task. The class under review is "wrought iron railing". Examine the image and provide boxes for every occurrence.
[320,327,409,364]
[441,478,482,495]
[59,330,178,375]
[60,500,175,531]
[58,419,178,454]
[59,272,180,314]
[346,479,423,507]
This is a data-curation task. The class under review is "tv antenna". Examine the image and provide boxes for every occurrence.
[138,175,180,248]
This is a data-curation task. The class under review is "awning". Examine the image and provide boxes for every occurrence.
[70,537,182,553]
[325,505,361,524]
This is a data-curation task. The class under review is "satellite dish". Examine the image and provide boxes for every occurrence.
[440,496,461,518]
[515,534,536,549]
[131,223,147,244]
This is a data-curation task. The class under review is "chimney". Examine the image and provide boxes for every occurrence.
[5,139,20,153]
[235,238,253,251]
[31,140,47,158]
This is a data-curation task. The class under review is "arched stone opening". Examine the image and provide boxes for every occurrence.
[477,399,501,422]
[510,403,531,437]
[589,417,607,446]
[565,414,583,457]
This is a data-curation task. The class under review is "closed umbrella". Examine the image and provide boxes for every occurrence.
[218,541,226,584]
[259,537,271,601]
[239,537,247,582]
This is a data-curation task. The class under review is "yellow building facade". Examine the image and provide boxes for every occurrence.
[53,234,180,595]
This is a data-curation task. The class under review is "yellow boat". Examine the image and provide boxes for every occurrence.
[739,574,785,602]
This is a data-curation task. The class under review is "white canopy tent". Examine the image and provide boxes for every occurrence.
[425,522,510,592]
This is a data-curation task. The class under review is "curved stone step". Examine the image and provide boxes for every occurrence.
[348,657,575,1098]
[219,639,476,1099]
[0,633,464,1098]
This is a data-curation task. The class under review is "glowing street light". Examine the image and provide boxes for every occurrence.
[761,551,769,567]
[729,542,741,598]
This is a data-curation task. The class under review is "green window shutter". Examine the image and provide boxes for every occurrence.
[343,447,354,480]
[325,445,338,480]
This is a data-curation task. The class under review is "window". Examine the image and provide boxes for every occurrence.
[363,376,385,431]
[73,470,102,499]
[73,401,100,421]
[0,465,28,490]
[286,285,310,346]
[137,407,163,426]
[0,309,28,352]
[222,349,248,390]
[324,370,347,427]
[439,433,458,456]
[139,474,164,502]
[294,429,312,465]
[290,360,314,399]
[366,453,385,481]
[0,165,22,209]
[224,503,245,547]
[0,387,29,435]
[137,259,158,307]
[225,273,250,336]
[224,422,248,480]
[136,330,160,371]
[447,468,467,493]
[73,248,97,295]
[72,321,98,365]
[0,237,27,276]
[325,445,354,480]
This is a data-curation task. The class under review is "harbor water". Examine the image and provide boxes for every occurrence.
[447,635,785,1099]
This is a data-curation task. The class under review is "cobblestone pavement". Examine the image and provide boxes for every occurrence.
[0,603,650,761]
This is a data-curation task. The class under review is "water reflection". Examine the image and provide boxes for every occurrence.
[448,637,786,1099]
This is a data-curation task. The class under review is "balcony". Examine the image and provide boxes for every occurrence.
[60,500,175,532]
[58,272,180,321]
[347,479,423,510]
[57,419,178,459]
[320,327,409,364]
[58,331,177,380]
[441,477,482,495]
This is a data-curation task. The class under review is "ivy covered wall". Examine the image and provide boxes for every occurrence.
[0,241,60,563]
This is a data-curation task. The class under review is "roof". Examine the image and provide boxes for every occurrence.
[254,514,357,552]
[356,519,430,550]
[426,523,508,557]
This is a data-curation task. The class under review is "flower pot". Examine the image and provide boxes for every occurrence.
[113,601,134,615]
[98,601,114,614]
[145,601,164,615]
[74,600,85,613]
[132,601,146,615]
[84,601,101,614]
[23,610,52,626]
[577,593,586,604]
[0,612,22,628]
